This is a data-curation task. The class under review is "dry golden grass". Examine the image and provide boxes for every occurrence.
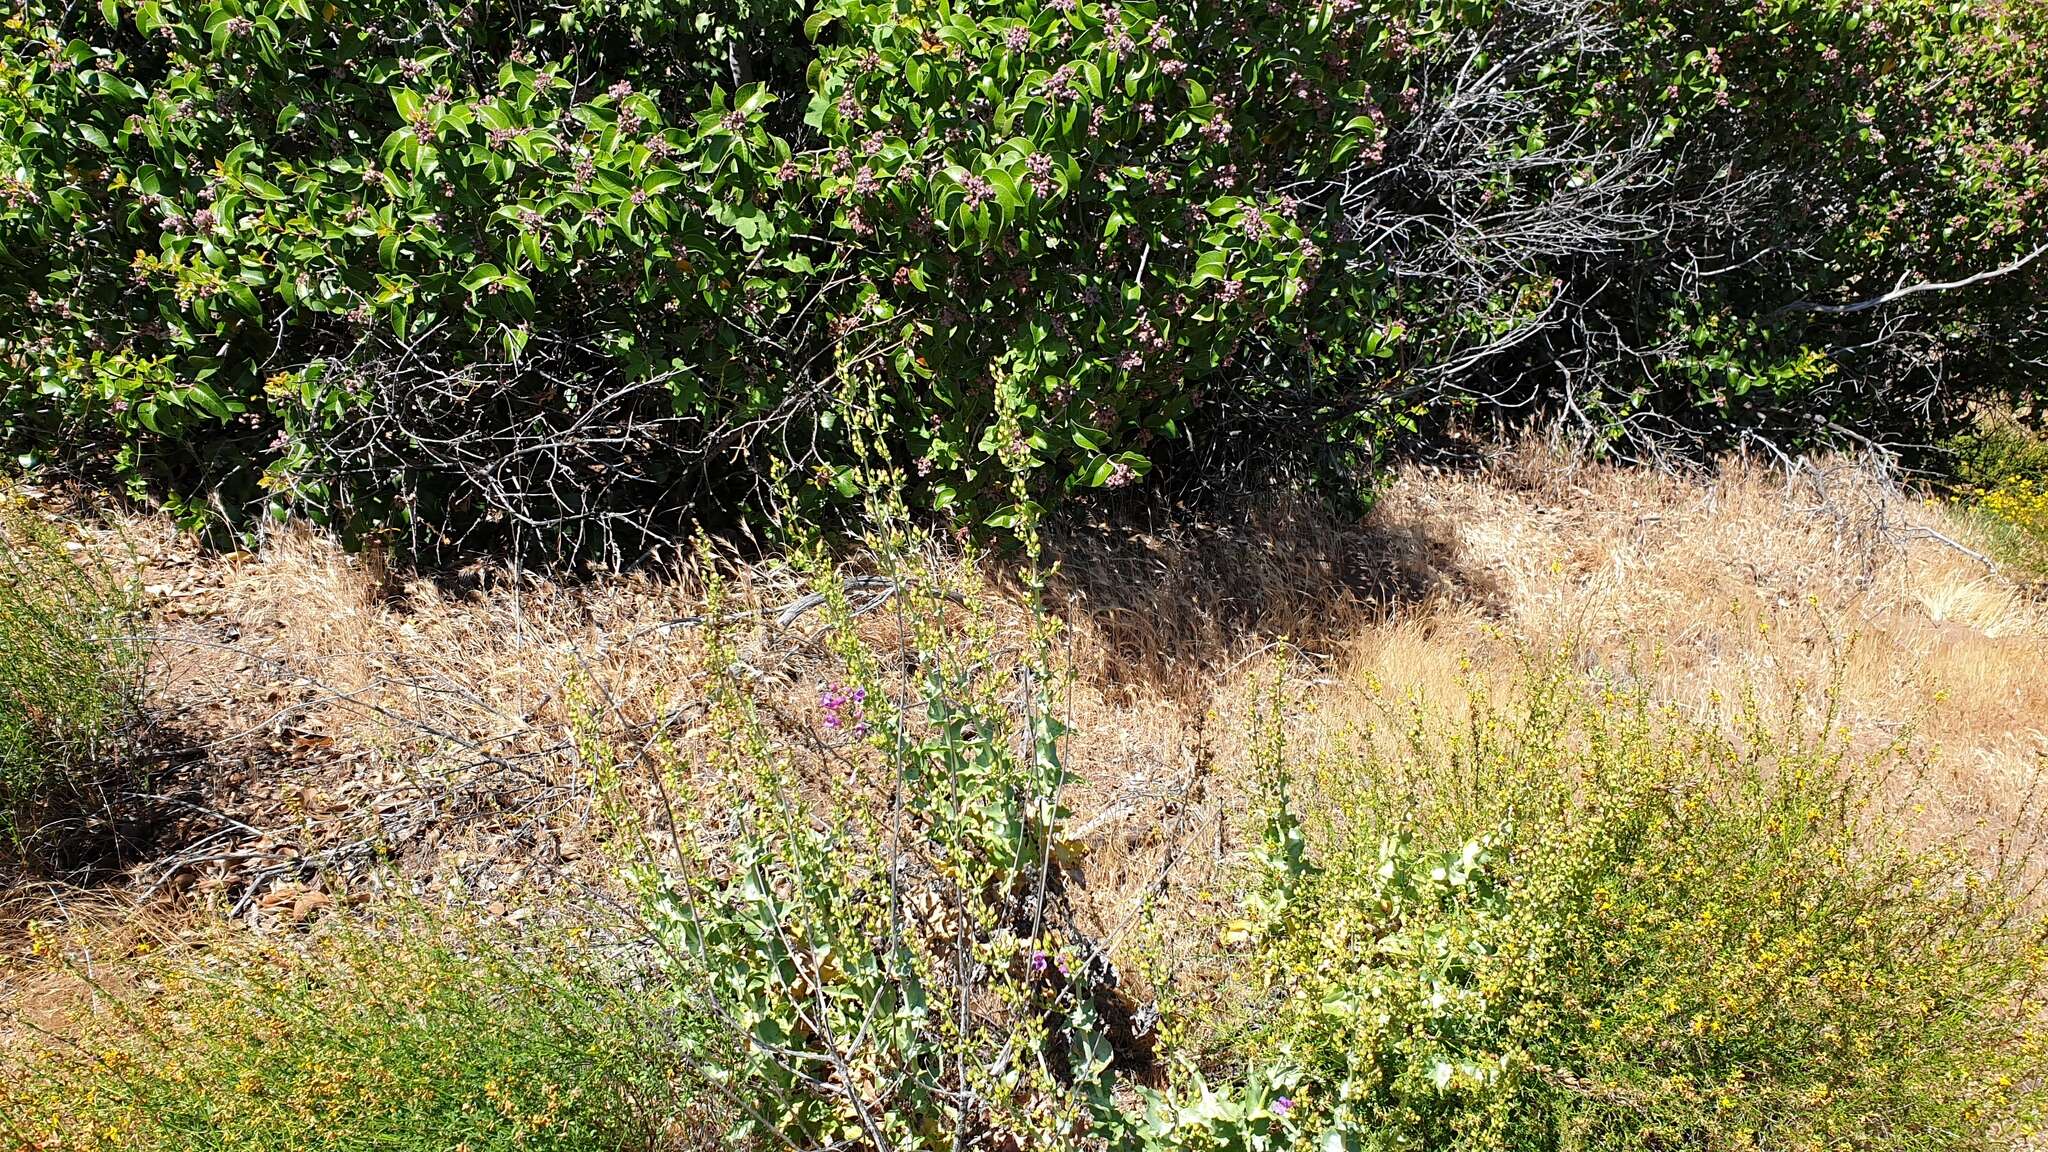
[1340,448,2048,845]
[7,446,2045,1152]
[10,443,2043,954]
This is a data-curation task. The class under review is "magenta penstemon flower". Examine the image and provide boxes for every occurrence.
[819,684,868,733]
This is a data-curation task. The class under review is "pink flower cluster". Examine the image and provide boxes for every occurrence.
[819,684,869,735]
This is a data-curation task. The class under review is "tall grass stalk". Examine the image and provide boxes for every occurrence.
[0,499,142,859]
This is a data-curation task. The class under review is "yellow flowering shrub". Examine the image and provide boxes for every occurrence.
[1225,664,2048,1152]
[1950,421,2048,578]
[1976,475,2048,570]
[1981,477,2048,535]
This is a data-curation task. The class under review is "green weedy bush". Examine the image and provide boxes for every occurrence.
[632,534,1140,1149]
[1947,417,2048,579]
[1218,667,2048,1152]
[2,0,2043,556]
[1,914,723,1152]
[0,496,142,860]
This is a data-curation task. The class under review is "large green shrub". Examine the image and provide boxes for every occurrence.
[2,0,2043,555]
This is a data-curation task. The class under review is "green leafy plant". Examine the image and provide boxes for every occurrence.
[632,530,1143,1150]
[1219,662,2048,1152]
[4,0,2042,556]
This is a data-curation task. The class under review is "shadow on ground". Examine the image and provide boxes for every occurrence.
[1037,486,1495,700]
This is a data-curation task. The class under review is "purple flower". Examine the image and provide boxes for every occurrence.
[819,683,867,733]
[1004,25,1030,51]
[608,80,634,100]
[1029,950,1050,975]
[1272,1097,1294,1116]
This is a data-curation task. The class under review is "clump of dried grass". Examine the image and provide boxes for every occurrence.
[1314,443,2048,879]
[1039,489,1462,701]
[10,442,2043,945]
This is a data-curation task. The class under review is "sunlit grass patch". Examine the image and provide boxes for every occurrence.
[1,911,729,1152]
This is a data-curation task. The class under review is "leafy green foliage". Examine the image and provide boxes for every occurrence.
[635,540,1132,1149]
[612,498,2048,1152]
[0,495,141,860]
[2,0,2042,551]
